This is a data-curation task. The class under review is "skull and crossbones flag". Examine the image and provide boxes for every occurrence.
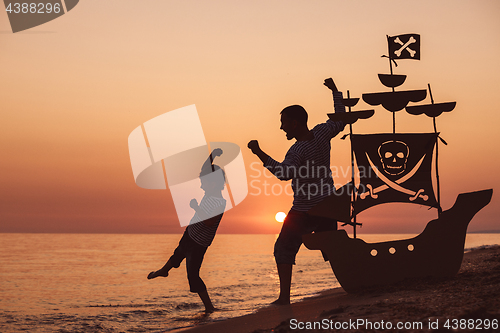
[388,34,421,60]
[352,133,438,214]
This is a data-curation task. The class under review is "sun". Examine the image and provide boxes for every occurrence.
[275,212,287,223]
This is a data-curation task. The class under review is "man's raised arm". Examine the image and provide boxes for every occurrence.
[323,78,346,137]
[324,78,346,114]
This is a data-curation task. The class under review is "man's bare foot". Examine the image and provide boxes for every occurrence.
[147,270,168,280]
[270,298,290,306]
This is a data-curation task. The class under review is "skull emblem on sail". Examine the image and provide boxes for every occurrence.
[378,141,409,175]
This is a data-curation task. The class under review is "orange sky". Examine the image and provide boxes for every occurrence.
[1,0,499,235]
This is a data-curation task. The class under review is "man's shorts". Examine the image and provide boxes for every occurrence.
[274,209,337,265]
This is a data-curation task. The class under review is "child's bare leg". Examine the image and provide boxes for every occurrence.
[198,290,215,313]
[147,259,174,279]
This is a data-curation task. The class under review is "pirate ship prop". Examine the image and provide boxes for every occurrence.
[303,34,493,293]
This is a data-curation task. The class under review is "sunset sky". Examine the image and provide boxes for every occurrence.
[1,0,499,235]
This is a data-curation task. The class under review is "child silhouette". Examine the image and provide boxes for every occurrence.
[147,148,226,313]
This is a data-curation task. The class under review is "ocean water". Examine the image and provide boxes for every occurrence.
[0,233,499,333]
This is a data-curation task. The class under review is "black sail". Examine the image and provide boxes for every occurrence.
[352,133,438,213]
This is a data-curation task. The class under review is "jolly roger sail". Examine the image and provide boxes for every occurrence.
[352,133,438,213]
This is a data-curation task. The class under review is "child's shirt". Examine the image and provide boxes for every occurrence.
[187,195,226,247]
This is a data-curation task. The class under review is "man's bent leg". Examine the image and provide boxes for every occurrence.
[311,216,338,261]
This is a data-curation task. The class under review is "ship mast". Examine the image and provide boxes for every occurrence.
[428,83,442,217]
[404,84,456,218]
[336,91,373,238]
[347,90,357,238]
[387,35,397,134]
[312,80,374,237]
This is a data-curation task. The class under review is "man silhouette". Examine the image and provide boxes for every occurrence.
[248,78,345,305]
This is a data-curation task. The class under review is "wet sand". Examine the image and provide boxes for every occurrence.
[178,245,500,333]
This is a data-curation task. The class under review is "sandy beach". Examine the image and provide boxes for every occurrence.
[179,245,500,333]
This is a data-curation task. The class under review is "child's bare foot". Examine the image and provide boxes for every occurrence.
[147,269,168,279]
[204,306,216,314]
[270,298,290,306]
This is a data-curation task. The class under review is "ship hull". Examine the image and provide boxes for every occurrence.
[302,189,493,293]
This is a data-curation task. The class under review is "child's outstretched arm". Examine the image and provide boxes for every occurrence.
[201,148,223,173]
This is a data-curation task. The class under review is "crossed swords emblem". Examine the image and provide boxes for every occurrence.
[360,153,428,201]
[394,36,417,58]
